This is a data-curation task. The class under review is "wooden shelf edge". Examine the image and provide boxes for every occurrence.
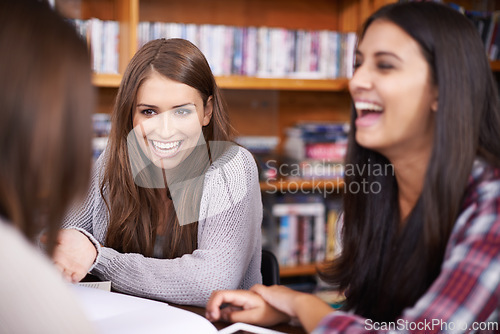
[92,74,350,91]
[216,76,349,91]
[260,178,344,192]
[280,262,328,277]
[92,73,122,88]
[280,264,317,277]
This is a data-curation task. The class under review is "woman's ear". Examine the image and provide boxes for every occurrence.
[431,100,438,112]
[431,87,438,112]
[203,96,214,126]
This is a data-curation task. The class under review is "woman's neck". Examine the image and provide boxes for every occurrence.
[389,149,432,222]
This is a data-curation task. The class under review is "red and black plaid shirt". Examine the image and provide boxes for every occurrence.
[314,159,500,334]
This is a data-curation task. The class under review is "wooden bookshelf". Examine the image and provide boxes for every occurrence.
[77,0,500,283]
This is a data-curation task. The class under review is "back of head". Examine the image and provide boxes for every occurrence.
[0,0,94,252]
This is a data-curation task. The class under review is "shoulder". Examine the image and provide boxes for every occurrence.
[451,158,500,244]
[202,144,260,200]
[208,143,258,177]
[462,158,500,208]
[93,148,108,174]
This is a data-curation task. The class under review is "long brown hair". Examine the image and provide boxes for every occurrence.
[320,2,500,322]
[0,0,94,254]
[103,38,233,258]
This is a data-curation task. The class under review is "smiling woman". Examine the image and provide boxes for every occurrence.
[52,38,263,306]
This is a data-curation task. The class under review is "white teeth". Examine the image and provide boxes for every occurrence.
[151,140,181,151]
[355,101,383,112]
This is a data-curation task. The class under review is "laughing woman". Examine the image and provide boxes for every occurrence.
[206,2,500,332]
[53,38,262,306]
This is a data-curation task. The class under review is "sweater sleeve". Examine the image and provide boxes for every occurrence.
[312,162,500,334]
[62,153,107,269]
[91,146,263,306]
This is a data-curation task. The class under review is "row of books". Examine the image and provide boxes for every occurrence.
[71,19,120,74]
[282,122,349,179]
[265,198,341,267]
[138,22,357,79]
[70,18,357,78]
[448,3,500,60]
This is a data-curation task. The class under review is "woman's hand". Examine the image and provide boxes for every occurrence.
[249,284,307,319]
[51,229,97,283]
[253,284,335,332]
[206,289,290,327]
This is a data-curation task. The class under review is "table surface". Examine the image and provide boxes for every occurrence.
[173,304,307,334]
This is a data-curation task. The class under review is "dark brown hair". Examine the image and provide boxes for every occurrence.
[0,0,94,254]
[103,38,233,258]
[320,2,500,322]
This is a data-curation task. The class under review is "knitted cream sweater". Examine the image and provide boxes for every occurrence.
[63,145,262,306]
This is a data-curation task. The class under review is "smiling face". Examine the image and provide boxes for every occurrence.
[132,71,213,170]
[349,20,438,160]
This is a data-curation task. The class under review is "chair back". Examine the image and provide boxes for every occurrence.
[261,249,280,286]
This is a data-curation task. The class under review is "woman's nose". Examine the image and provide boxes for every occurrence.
[155,113,175,138]
[349,64,373,94]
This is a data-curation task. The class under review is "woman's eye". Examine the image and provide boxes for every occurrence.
[141,109,157,116]
[174,109,191,116]
[353,62,362,70]
[377,62,394,70]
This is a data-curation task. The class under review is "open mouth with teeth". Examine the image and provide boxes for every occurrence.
[149,139,182,158]
[355,101,384,127]
[356,101,383,116]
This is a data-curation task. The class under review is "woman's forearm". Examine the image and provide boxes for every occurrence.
[293,293,334,333]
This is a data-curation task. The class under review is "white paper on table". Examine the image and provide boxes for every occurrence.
[71,285,218,334]
[78,281,111,291]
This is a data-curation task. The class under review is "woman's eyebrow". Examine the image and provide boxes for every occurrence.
[136,103,157,108]
[136,103,196,108]
[172,103,196,109]
[373,51,402,61]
